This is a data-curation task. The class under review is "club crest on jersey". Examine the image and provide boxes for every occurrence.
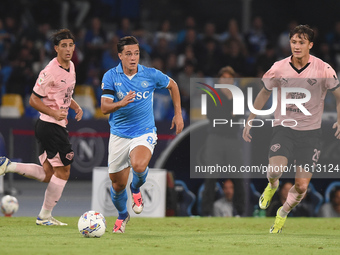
[307,78,317,86]
[141,81,149,88]
[117,91,124,100]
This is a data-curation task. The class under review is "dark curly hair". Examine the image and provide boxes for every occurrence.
[289,24,314,42]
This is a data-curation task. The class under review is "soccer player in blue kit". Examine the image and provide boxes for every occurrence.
[101,36,184,233]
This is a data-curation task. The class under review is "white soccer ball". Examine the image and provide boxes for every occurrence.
[78,211,106,238]
[1,195,19,216]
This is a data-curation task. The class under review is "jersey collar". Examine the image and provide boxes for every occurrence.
[55,57,70,72]
[117,62,144,74]
[289,55,312,74]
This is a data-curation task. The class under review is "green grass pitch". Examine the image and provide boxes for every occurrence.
[0,217,339,255]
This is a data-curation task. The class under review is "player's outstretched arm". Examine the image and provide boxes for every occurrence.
[70,98,83,121]
[332,87,340,139]
[242,87,272,142]
[29,93,68,121]
[167,78,184,135]
[101,91,136,115]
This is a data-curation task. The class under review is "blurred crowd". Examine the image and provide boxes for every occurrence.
[1,0,339,120]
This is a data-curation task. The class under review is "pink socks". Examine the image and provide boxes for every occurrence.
[280,185,306,217]
[267,170,281,189]
[7,162,46,182]
[39,175,67,218]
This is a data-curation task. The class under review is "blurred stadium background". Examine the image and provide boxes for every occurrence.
[0,0,340,217]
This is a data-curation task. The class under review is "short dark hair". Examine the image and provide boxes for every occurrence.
[52,28,75,46]
[117,36,139,53]
[289,24,314,42]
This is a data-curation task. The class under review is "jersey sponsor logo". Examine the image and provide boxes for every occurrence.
[141,81,149,88]
[115,82,122,86]
[117,91,150,101]
[61,79,66,84]
[307,78,317,86]
[289,92,307,99]
[270,143,281,152]
[63,87,73,104]
[135,91,150,100]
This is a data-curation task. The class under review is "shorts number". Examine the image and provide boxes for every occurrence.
[147,136,153,145]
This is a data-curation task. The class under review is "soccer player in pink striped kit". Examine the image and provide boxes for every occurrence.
[0,29,83,225]
[243,25,340,233]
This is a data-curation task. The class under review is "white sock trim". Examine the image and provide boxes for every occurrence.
[38,208,52,219]
[279,207,288,218]
[6,162,17,172]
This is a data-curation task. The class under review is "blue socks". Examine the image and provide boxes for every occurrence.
[110,186,128,220]
[130,167,149,194]
[110,167,149,219]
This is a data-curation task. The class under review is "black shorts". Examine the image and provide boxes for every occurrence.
[268,125,322,167]
[35,119,74,166]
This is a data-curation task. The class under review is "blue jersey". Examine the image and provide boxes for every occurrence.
[101,63,170,138]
